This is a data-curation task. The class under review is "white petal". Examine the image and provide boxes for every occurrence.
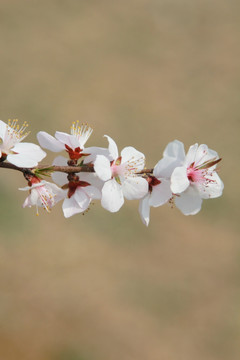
[149,179,172,207]
[47,183,66,203]
[139,195,151,227]
[94,155,112,181]
[77,173,104,191]
[122,177,148,200]
[19,185,31,191]
[184,143,198,167]
[83,185,102,199]
[0,120,7,141]
[175,186,202,215]
[163,140,185,162]
[22,195,32,208]
[154,157,180,179]
[171,166,189,194]
[197,172,224,199]
[37,131,64,152]
[51,171,68,187]
[74,188,90,209]
[101,179,124,212]
[29,188,40,205]
[51,156,69,186]
[55,131,80,149]
[83,146,110,163]
[195,144,219,168]
[194,144,209,165]
[104,135,119,159]
[51,156,69,185]
[154,140,185,178]
[8,143,46,167]
[62,197,82,218]
[121,147,145,171]
[52,155,68,166]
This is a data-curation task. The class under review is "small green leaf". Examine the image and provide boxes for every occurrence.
[115,175,121,185]
[34,166,54,177]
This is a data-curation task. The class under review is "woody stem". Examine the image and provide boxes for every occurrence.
[0,162,153,175]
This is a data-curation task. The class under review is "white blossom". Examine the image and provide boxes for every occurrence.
[37,122,107,163]
[52,156,101,218]
[139,140,184,226]
[19,178,65,215]
[171,143,224,215]
[94,136,148,212]
[0,119,46,167]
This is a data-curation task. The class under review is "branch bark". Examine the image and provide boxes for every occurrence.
[0,162,153,175]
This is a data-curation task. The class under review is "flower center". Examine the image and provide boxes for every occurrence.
[2,119,30,152]
[110,156,123,177]
[187,166,204,183]
[36,186,54,213]
[187,158,221,185]
[70,121,93,144]
[123,156,145,177]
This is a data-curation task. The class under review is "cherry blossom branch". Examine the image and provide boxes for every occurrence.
[0,162,93,174]
[0,161,31,174]
[0,119,224,225]
[0,161,154,175]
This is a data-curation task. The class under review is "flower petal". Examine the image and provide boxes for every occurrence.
[154,140,185,178]
[163,140,185,162]
[78,173,104,191]
[196,172,224,199]
[51,172,68,187]
[83,146,110,164]
[122,177,148,200]
[51,156,69,185]
[184,143,198,167]
[37,131,65,152]
[8,143,46,167]
[94,155,112,181]
[121,147,145,172]
[74,188,90,209]
[194,144,219,168]
[62,197,82,218]
[0,120,7,141]
[52,155,68,166]
[149,179,172,207]
[171,166,189,194]
[175,186,202,215]
[101,179,124,212]
[104,135,119,159]
[139,195,151,227]
[55,131,80,149]
[22,195,32,208]
[19,185,31,191]
[83,185,102,199]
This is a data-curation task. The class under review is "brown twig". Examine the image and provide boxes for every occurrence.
[0,162,153,175]
[0,162,94,174]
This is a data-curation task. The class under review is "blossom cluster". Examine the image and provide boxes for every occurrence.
[0,119,224,226]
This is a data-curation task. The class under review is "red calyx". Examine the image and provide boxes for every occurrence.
[65,144,90,160]
[27,175,41,186]
[147,175,161,193]
[68,180,90,198]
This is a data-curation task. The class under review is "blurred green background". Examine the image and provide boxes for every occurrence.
[0,1,239,359]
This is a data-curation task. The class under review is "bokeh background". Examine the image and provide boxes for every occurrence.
[0,1,240,359]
